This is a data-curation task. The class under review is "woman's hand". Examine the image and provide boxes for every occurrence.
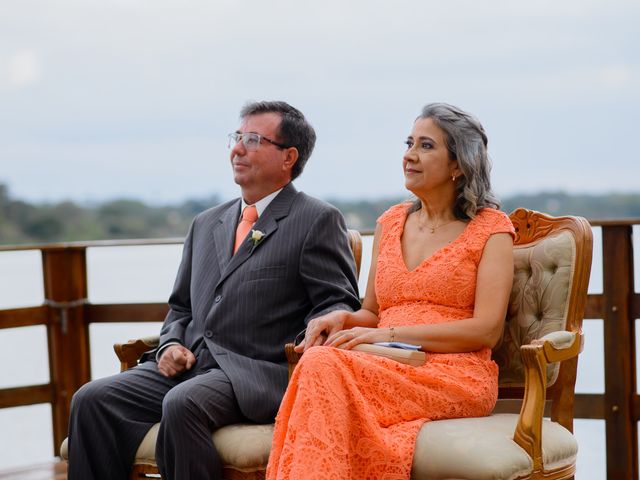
[296,310,350,352]
[325,326,390,350]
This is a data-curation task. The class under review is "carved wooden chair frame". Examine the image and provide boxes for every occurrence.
[100,210,591,480]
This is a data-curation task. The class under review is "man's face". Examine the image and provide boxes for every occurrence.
[229,112,291,196]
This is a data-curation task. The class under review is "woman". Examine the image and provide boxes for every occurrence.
[266,103,515,479]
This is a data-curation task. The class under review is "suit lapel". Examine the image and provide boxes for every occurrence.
[212,200,241,273]
[215,184,298,287]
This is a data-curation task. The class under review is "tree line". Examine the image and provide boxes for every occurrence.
[0,183,638,245]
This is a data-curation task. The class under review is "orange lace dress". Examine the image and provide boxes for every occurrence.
[266,204,515,480]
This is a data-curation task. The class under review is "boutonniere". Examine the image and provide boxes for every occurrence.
[250,229,265,246]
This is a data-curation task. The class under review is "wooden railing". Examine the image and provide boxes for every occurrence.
[0,220,638,478]
[0,238,181,452]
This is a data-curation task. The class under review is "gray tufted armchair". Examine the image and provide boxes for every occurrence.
[286,208,593,480]
[407,208,592,479]
[62,211,592,480]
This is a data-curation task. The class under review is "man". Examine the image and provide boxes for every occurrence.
[68,101,360,479]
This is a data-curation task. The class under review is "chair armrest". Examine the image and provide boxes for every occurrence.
[285,343,301,380]
[513,331,583,473]
[114,335,160,372]
[534,330,583,363]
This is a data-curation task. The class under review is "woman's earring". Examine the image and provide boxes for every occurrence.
[452,174,456,182]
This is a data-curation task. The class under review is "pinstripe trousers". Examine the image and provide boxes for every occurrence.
[68,348,246,480]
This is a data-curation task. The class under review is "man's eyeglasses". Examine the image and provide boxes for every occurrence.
[227,132,288,151]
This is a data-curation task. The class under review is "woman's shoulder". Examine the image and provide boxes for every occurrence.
[473,208,515,238]
[377,202,412,226]
[475,207,510,221]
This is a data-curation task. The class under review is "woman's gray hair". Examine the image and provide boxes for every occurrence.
[411,102,500,219]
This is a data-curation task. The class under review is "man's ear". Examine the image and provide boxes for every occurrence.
[283,147,299,172]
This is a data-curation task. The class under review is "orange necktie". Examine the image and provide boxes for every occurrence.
[234,205,258,254]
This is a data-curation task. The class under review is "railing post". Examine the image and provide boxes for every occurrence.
[41,246,91,455]
[601,225,637,479]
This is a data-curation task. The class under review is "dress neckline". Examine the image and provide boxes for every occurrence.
[398,206,476,272]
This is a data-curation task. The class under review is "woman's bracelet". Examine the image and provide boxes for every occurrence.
[389,327,395,342]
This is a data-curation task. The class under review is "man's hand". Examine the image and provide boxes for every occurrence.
[296,310,350,352]
[157,345,196,378]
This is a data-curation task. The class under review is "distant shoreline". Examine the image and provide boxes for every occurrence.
[1,182,639,245]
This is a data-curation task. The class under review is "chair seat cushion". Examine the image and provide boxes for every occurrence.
[413,413,577,480]
[134,423,274,472]
[61,414,576,479]
[59,423,274,473]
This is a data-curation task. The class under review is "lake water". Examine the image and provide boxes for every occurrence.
[0,227,638,477]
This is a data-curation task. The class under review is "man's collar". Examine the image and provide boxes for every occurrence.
[240,188,283,217]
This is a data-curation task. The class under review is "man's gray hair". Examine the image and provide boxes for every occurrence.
[240,101,316,180]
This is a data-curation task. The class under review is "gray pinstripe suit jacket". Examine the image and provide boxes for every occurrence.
[158,183,360,423]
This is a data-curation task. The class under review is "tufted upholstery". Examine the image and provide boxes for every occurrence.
[494,230,576,387]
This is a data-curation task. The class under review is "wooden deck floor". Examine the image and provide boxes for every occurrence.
[0,461,66,480]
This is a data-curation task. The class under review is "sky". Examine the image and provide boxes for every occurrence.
[0,0,638,205]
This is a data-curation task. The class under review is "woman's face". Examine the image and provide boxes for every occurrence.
[403,117,460,197]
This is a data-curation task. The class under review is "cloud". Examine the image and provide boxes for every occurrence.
[597,64,634,87]
[6,49,41,89]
